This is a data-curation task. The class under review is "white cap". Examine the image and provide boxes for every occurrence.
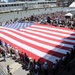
[29,57,32,60]
[8,44,9,46]
[44,62,47,64]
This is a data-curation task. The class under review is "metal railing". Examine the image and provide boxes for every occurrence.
[0,64,8,75]
[57,58,75,75]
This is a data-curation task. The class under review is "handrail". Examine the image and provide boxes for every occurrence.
[57,58,75,75]
[0,64,8,75]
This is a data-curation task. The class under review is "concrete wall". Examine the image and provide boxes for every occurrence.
[0,7,74,22]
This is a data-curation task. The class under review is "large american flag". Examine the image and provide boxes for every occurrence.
[0,22,75,66]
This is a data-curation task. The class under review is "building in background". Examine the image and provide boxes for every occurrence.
[7,0,57,3]
[0,0,6,2]
[15,0,56,2]
[8,0,15,2]
[57,0,74,7]
[2,0,57,4]
[15,0,38,1]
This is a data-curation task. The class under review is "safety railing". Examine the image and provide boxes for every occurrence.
[0,64,8,75]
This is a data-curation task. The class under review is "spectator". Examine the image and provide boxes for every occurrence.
[28,58,34,75]
[0,39,2,46]
[43,62,48,75]
[2,51,6,61]
[62,52,70,66]
[7,65,10,74]
[37,59,42,75]
[52,63,56,75]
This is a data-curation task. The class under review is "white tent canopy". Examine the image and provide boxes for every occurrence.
[69,2,75,7]
[65,13,73,18]
[65,13,73,16]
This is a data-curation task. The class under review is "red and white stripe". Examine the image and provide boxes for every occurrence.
[0,24,75,65]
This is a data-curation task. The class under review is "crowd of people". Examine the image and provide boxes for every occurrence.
[0,11,75,75]
[0,39,49,75]
[3,11,75,30]
[0,38,75,75]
